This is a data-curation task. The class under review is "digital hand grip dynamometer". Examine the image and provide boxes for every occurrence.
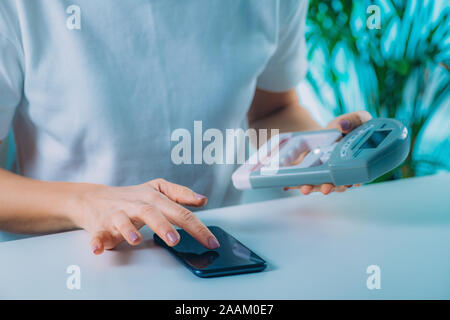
[232,118,410,189]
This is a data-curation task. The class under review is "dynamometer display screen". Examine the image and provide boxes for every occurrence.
[360,130,391,150]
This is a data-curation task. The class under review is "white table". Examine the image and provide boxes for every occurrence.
[1,173,449,299]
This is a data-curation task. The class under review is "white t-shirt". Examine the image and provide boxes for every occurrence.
[0,0,308,209]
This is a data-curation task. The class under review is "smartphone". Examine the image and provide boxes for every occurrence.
[154,226,267,278]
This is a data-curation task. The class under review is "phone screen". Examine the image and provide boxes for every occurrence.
[154,226,266,277]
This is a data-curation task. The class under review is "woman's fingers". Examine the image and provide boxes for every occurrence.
[334,185,348,193]
[138,205,180,247]
[90,231,117,255]
[300,185,313,195]
[148,179,219,249]
[285,185,321,194]
[320,184,334,195]
[154,195,219,250]
[112,211,142,246]
[90,236,103,255]
[85,180,218,256]
[285,184,351,194]
[327,110,373,133]
[149,179,208,207]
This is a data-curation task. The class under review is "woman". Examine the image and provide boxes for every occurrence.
[0,0,370,254]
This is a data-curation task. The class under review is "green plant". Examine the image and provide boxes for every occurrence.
[306,0,450,181]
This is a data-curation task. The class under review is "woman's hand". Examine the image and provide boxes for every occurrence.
[285,110,372,195]
[71,179,220,255]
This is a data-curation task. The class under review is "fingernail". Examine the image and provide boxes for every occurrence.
[208,237,220,250]
[194,193,207,200]
[167,231,179,244]
[92,245,99,254]
[129,231,139,243]
[339,119,351,131]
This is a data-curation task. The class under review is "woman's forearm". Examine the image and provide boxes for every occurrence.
[250,103,323,135]
[0,168,221,252]
[0,168,86,233]
[248,89,323,148]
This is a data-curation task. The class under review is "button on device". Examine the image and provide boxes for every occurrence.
[340,143,349,157]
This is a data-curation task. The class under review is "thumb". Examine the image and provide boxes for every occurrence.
[149,179,208,207]
[327,111,372,133]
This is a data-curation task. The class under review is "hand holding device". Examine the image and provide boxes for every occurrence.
[233,118,410,189]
